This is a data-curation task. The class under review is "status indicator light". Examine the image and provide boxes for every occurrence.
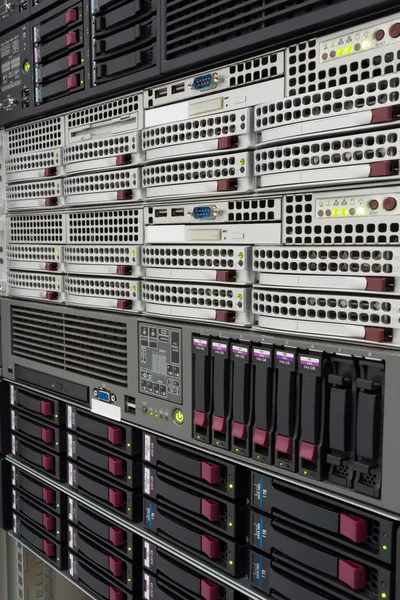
[383,545,388,551]
[57,530,60,535]
[333,209,340,217]
[128,547,132,551]
[128,476,132,480]
[235,448,239,452]
[337,48,345,57]
[357,207,365,215]
[362,40,371,50]
[381,594,387,599]
[304,470,308,475]
[346,45,353,54]
[229,522,233,527]
[57,504,60,508]
[127,443,131,447]
[228,483,234,489]
[341,208,347,216]
[355,43,361,51]
[229,560,233,565]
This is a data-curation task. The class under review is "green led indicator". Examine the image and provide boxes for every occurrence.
[57,504,60,508]
[128,547,132,552]
[303,470,308,475]
[216,441,219,445]
[128,579,131,583]
[229,560,234,565]
[228,522,233,527]
[127,443,131,447]
[279,462,283,467]
[381,594,387,599]
[383,545,388,551]
[235,448,239,452]
[128,507,131,511]
[23,61,31,73]
[257,455,260,459]
[57,530,60,535]
[128,475,132,480]
[56,442,59,446]
[197,435,201,439]
[228,484,234,489]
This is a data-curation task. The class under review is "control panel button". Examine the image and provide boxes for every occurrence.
[389,23,400,38]
[383,196,397,211]
[374,29,385,41]
[173,410,185,424]
[369,199,379,210]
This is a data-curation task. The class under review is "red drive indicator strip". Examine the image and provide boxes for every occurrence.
[192,337,211,441]
[231,344,251,456]
[299,355,325,480]
[211,340,230,449]
[252,347,273,460]
[274,350,298,471]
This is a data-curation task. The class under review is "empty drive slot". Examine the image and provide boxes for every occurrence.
[155,209,168,217]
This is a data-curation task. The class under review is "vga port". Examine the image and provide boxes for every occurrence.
[191,205,218,220]
[191,73,221,91]
[97,389,110,402]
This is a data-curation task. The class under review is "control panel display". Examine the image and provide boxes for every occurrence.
[139,323,182,404]
[316,193,399,218]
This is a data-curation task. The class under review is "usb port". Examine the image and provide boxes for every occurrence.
[155,88,167,99]
[155,209,167,217]
[172,83,185,94]
[125,396,136,415]
[171,208,184,217]
[19,1,27,11]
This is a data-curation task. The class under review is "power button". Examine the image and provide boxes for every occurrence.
[174,410,185,425]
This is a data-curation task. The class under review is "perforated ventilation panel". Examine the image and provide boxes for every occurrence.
[143,281,246,310]
[256,74,400,133]
[252,288,400,328]
[11,305,128,384]
[283,194,400,245]
[64,246,139,266]
[64,169,137,194]
[63,135,138,164]
[142,109,250,150]
[163,0,373,66]
[142,154,249,186]
[7,246,61,262]
[227,197,280,222]
[253,246,397,275]
[6,180,62,201]
[255,128,400,178]
[5,151,61,174]
[142,245,249,270]
[67,95,140,130]
[65,276,139,300]
[8,214,65,244]
[6,117,64,156]
[7,272,62,291]
[286,43,400,97]
[67,209,143,244]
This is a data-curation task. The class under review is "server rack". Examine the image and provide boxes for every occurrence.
[2,2,400,600]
